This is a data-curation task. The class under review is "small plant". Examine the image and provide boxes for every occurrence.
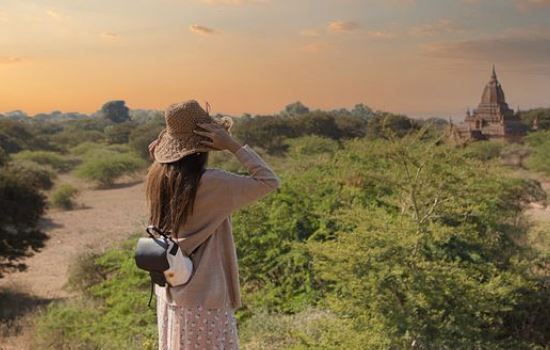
[51,184,79,210]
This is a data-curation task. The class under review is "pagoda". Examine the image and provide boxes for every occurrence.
[452,66,527,142]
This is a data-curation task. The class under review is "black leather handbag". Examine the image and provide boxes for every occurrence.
[134,226,194,307]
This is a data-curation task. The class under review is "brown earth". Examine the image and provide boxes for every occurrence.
[0,174,148,350]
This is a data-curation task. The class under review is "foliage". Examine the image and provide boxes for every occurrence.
[0,119,54,153]
[233,111,367,154]
[285,135,340,157]
[33,238,157,350]
[520,108,550,131]
[12,150,75,172]
[462,140,506,161]
[51,184,79,210]
[8,161,56,191]
[282,101,310,116]
[98,100,130,124]
[104,121,136,144]
[74,149,145,187]
[524,131,550,175]
[367,112,418,139]
[128,121,165,160]
[0,167,48,277]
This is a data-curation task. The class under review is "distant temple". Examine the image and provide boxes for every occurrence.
[451,66,527,142]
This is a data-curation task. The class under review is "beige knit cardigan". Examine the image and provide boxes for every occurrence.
[154,144,280,310]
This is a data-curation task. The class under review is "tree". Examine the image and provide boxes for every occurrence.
[367,112,418,139]
[98,100,130,124]
[283,101,310,116]
[0,168,48,277]
[520,108,550,130]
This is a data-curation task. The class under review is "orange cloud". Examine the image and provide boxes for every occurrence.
[0,56,24,65]
[328,20,360,33]
[100,32,119,41]
[189,24,216,35]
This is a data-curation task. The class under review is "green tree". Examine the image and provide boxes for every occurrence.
[0,168,48,277]
[98,100,130,124]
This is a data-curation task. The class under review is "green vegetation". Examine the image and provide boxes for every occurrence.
[12,150,75,172]
[51,184,79,210]
[32,131,550,349]
[2,101,550,349]
[33,239,156,350]
[524,131,550,175]
[0,166,48,277]
[520,108,550,130]
[74,147,145,187]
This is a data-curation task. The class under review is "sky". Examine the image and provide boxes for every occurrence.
[1,0,550,118]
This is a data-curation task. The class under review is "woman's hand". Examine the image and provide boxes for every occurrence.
[193,123,242,153]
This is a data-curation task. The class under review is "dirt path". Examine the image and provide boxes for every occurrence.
[0,174,148,349]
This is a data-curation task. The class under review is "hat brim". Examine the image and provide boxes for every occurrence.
[153,130,213,164]
[153,115,234,164]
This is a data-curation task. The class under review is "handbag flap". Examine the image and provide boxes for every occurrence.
[134,237,170,271]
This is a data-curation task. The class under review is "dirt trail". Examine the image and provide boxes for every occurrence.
[0,175,148,349]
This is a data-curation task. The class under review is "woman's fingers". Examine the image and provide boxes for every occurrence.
[199,140,218,149]
[193,129,212,137]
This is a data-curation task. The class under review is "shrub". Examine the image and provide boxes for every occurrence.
[128,122,165,160]
[285,135,340,157]
[0,168,48,277]
[525,131,550,175]
[75,151,145,187]
[33,238,157,350]
[51,184,79,210]
[7,161,56,191]
[12,150,74,172]
[463,140,507,161]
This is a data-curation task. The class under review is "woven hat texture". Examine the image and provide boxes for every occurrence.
[153,100,232,163]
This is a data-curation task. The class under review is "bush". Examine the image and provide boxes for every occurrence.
[7,161,56,191]
[75,151,145,187]
[285,135,340,157]
[12,150,75,172]
[33,238,157,350]
[525,131,550,175]
[0,168,48,277]
[463,139,507,161]
[51,184,79,210]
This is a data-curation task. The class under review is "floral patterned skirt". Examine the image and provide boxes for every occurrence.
[156,296,239,350]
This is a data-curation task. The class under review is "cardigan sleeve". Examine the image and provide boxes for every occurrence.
[223,144,281,212]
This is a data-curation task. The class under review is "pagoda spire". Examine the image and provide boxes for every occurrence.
[491,65,497,81]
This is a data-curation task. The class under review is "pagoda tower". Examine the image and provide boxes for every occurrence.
[458,66,527,141]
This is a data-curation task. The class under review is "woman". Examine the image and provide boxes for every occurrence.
[146,100,280,350]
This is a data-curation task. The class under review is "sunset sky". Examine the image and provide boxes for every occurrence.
[1,0,550,118]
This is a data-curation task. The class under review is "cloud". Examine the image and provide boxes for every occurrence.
[46,9,67,21]
[0,10,7,22]
[328,20,360,33]
[0,56,24,65]
[408,19,461,37]
[200,0,268,5]
[100,32,119,41]
[366,30,397,40]
[422,36,550,66]
[189,24,216,35]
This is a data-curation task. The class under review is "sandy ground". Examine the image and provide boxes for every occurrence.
[0,174,148,349]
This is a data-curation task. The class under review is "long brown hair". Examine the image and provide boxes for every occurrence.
[146,152,209,238]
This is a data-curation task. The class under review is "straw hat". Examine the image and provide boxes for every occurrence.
[153,100,233,163]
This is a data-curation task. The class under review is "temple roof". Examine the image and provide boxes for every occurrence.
[480,66,506,105]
